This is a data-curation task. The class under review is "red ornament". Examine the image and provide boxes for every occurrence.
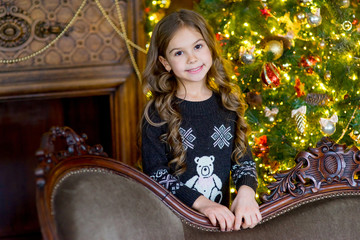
[253,135,269,158]
[294,77,306,97]
[300,55,320,74]
[353,19,358,25]
[215,33,227,46]
[144,7,151,13]
[255,135,268,146]
[261,62,281,88]
[234,65,240,76]
[260,7,271,20]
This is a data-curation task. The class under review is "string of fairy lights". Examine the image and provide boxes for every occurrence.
[1,0,359,198]
[146,0,360,197]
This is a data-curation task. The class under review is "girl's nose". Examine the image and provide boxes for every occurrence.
[187,53,198,64]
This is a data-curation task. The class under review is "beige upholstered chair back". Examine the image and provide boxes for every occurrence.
[52,169,184,240]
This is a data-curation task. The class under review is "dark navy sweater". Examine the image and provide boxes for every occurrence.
[142,93,257,208]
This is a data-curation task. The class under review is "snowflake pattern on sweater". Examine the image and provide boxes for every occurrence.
[179,127,196,150]
[211,124,233,149]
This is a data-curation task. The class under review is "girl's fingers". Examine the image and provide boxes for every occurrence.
[216,210,235,232]
[225,213,234,231]
[241,214,252,229]
[256,210,263,222]
[208,213,217,227]
[234,213,243,231]
[217,215,226,232]
[249,214,257,228]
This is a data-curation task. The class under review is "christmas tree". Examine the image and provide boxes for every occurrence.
[145,0,360,197]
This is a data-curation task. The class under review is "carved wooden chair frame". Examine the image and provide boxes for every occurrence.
[35,126,360,238]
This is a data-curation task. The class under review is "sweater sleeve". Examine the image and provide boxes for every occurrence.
[141,107,202,208]
[231,145,258,192]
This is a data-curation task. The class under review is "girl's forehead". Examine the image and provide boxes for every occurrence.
[167,27,204,49]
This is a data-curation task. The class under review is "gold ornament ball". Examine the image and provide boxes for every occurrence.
[299,0,311,6]
[340,0,350,8]
[158,0,171,8]
[324,71,331,81]
[264,40,284,60]
[319,40,326,49]
[321,121,336,136]
[350,130,360,144]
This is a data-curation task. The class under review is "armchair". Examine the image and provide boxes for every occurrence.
[35,126,360,240]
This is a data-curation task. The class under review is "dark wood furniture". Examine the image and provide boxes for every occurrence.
[35,126,360,239]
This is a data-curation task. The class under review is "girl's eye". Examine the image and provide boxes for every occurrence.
[175,51,183,56]
[195,44,203,50]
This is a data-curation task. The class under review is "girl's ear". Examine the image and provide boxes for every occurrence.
[158,56,172,72]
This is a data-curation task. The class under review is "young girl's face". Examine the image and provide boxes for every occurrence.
[159,26,212,87]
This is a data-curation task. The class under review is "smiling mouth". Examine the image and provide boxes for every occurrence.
[187,65,204,73]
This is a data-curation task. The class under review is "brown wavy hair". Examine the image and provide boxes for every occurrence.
[142,9,249,176]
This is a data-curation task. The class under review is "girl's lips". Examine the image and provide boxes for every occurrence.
[186,65,204,74]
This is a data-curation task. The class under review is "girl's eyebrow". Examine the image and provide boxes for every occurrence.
[168,39,204,54]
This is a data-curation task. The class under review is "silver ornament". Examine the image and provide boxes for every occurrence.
[307,13,322,27]
[321,121,336,136]
[299,0,311,5]
[340,0,351,8]
[241,53,255,64]
[296,12,306,21]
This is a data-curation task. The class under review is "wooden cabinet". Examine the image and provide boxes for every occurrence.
[0,0,145,238]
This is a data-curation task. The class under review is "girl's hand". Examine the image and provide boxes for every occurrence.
[230,185,262,230]
[192,195,235,232]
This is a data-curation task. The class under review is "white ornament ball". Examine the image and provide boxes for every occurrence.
[321,121,336,136]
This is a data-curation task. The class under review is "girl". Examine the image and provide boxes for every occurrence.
[141,9,261,232]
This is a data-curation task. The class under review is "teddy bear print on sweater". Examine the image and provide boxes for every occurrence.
[185,155,223,203]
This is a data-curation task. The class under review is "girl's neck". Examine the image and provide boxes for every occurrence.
[176,84,213,102]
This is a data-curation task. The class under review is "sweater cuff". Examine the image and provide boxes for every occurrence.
[236,175,258,193]
[175,187,203,208]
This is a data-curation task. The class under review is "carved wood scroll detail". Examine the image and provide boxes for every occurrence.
[262,137,360,202]
[35,126,108,188]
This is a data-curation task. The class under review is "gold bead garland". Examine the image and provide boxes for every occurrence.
[0,0,87,64]
[95,0,146,82]
[0,0,147,83]
[336,106,359,143]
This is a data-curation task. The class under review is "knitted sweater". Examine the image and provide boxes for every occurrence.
[142,93,258,208]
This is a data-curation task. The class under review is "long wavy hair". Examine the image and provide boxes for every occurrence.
[142,9,249,176]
